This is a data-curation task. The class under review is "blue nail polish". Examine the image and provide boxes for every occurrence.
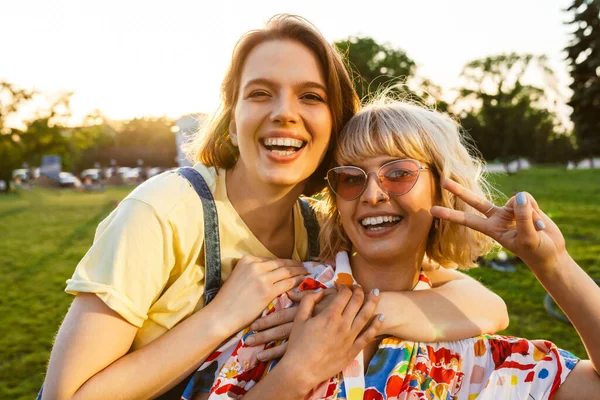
[378,314,385,322]
[536,220,545,230]
[373,288,380,296]
[315,288,323,293]
[516,192,527,205]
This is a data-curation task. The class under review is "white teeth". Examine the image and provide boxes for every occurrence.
[361,215,402,226]
[271,149,296,156]
[263,137,304,148]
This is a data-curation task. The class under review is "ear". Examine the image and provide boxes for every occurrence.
[229,120,238,147]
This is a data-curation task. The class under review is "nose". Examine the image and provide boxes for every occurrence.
[270,92,299,125]
[361,173,389,205]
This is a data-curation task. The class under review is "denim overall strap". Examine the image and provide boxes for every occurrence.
[156,167,223,400]
[176,167,222,306]
[298,197,320,260]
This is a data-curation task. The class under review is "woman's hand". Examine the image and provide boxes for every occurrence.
[430,179,568,272]
[207,255,308,333]
[277,285,383,390]
[244,288,339,361]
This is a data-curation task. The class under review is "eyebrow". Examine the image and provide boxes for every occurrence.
[243,78,327,93]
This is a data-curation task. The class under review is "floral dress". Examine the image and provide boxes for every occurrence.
[182,252,579,400]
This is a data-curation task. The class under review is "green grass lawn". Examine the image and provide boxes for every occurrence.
[1,167,599,399]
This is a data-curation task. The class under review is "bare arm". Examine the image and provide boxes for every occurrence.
[249,265,508,359]
[43,293,236,400]
[431,180,600,397]
[42,257,307,400]
[377,268,508,341]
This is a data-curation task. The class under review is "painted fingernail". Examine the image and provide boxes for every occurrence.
[536,220,546,230]
[315,288,323,293]
[373,288,380,297]
[245,335,255,345]
[517,192,527,205]
[378,314,385,322]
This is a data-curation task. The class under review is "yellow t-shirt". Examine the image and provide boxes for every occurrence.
[65,163,310,350]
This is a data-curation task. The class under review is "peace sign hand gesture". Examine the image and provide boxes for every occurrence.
[430,179,569,273]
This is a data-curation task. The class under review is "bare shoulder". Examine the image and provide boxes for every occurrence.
[553,360,600,400]
[423,264,467,286]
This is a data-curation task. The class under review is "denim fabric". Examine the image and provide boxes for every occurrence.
[157,167,223,400]
[176,167,222,307]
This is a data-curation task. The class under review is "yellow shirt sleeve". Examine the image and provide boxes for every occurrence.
[66,198,176,328]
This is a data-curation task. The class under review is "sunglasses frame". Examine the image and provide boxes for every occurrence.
[326,159,429,201]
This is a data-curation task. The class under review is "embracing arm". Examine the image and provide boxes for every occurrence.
[249,266,507,359]
[43,293,234,400]
[43,256,307,400]
[377,267,508,341]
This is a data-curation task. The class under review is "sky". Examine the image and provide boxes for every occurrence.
[1,0,575,126]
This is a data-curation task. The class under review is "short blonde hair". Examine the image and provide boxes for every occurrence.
[183,14,359,196]
[318,98,495,269]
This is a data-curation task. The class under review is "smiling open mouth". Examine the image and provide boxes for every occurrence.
[360,215,403,231]
[261,137,307,156]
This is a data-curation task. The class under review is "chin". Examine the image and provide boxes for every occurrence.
[261,170,308,188]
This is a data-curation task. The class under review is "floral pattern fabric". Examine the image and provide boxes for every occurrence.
[182,252,579,400]
[181,252,366,400]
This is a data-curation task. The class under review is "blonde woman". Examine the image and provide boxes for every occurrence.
[41,17,508,400]
[271,100,598,399]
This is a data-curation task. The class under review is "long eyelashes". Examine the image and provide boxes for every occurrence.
[301,93,326,102]
[247,90,270,98]
[246,90,326,103]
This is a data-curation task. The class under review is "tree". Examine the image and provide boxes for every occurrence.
[565,0,600,165]
[334,37,415,99]
[334,37,449,110]
[0,82,35,192]
[456,53,563,170]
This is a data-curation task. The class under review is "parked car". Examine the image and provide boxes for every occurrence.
[119,167,139,181]
[12,169,29,182]
[58,172,78,187]
[80,169,101,182]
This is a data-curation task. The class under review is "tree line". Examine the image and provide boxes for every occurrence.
[0,0,598,191]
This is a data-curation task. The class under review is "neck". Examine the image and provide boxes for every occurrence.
[349,248,426,294]
[226,164,305,256]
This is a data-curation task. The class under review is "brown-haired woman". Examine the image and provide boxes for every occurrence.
[41,15,507,399]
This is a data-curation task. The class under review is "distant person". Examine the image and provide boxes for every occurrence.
[40,15,508,399]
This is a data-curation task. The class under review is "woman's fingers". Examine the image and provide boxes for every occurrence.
[430,206,488,235]
[350,289,380,333]
[256,342,287,362]
[353,314,384,351]
[324,285,355,318]
[267,265,308,283]
[442,179,496,216]
[273,275,308,295]
[246,322,293,346]
[341,286,365,321]
[251,307,297,333]
[287,287,335,303]
[514,192,541,249]
[294,290,324,322]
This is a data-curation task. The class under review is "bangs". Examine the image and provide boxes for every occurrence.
[335,103,432,167]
